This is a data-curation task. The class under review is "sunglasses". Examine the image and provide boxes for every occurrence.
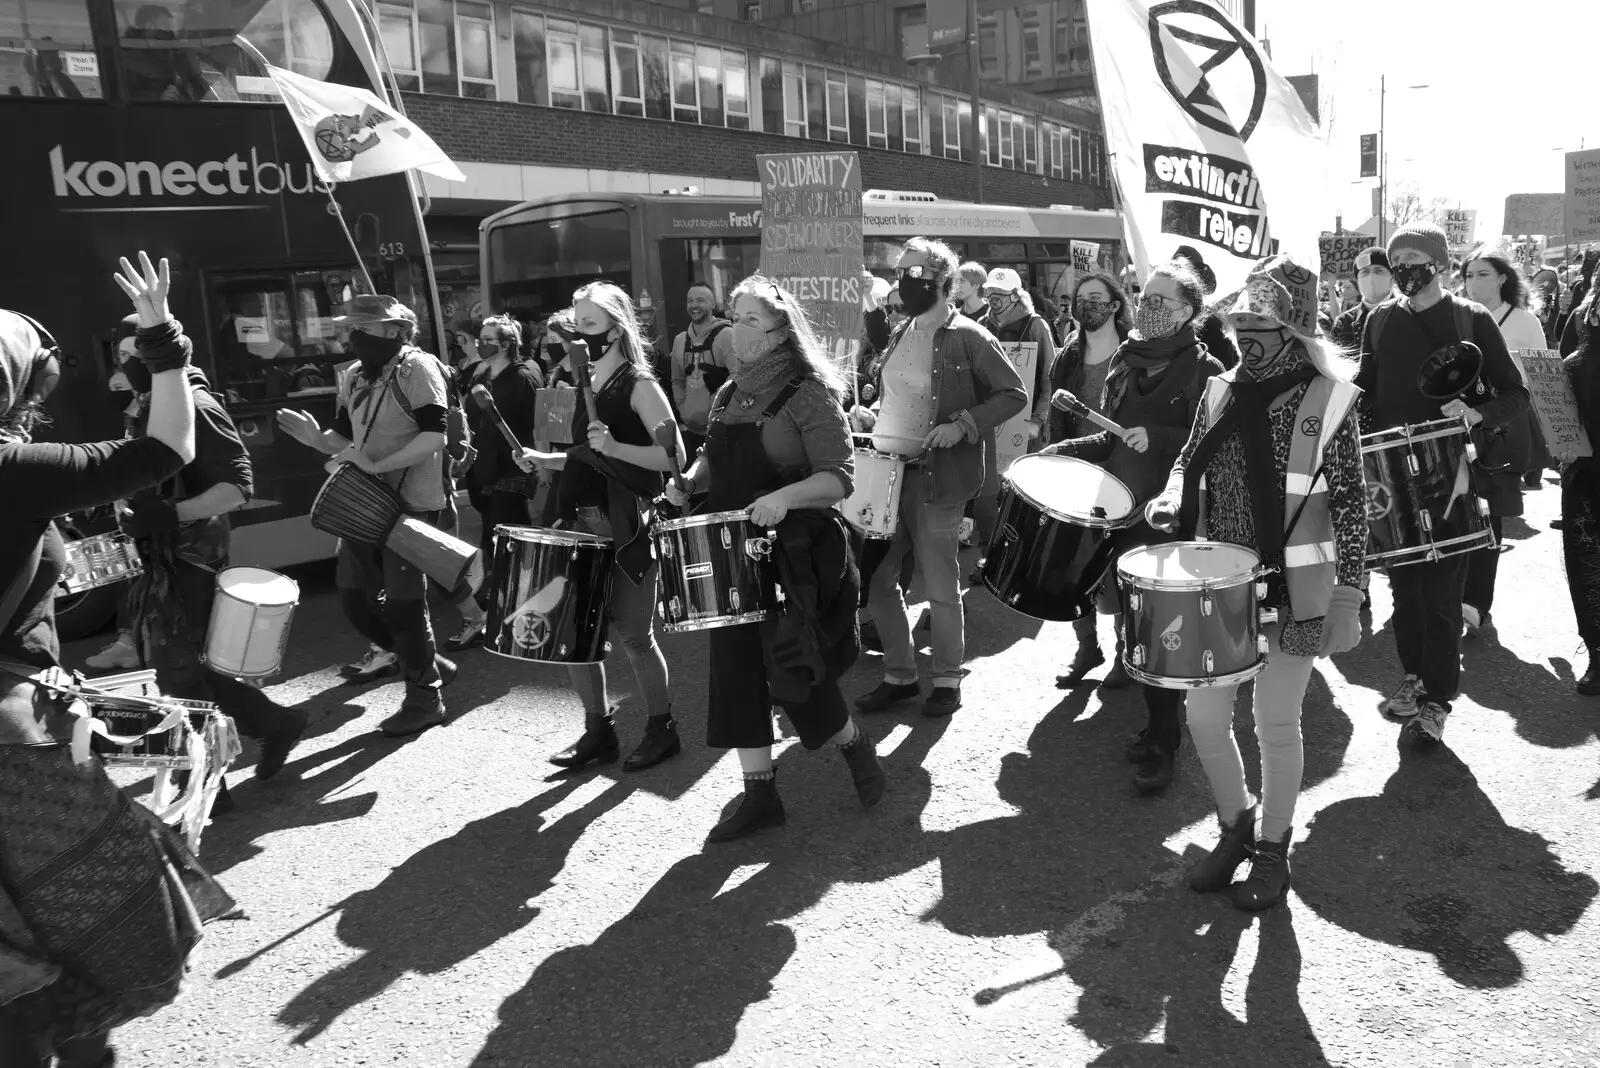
[894,265,936,280]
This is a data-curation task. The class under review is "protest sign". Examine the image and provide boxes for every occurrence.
[1513,349,1591,459]
[1565,149,1600,244]
[1070,241,1100,274]
[1318,232,1368,280]
[757,151,864,373]
[1438,208,1477,248]
[1504,193,1564,237]
[995,341,1039,474]
[534,387,578,446]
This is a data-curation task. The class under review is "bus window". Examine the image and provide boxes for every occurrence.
[659,237,761,313]
[1,0,105,97]
[210,272,348,406]
[116,0,334,102]
[1039,263,1074,306]
[486,207,631,319]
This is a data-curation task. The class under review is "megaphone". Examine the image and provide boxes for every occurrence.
[1417,341,1494,405]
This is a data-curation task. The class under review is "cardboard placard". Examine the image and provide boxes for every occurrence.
[1512,349,1592,459]
[1503,193,1564,237]
[994,341,1039,474]
[1566,149,1600,244]
[534,386,578,445]
[1438,208,1477,248]
[1317,232,1368,280]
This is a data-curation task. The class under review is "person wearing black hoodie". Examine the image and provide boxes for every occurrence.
[1557,286,1600,694]
[1044,260,1224,792]
[1172,245,1241,371]
[113,313,308,782]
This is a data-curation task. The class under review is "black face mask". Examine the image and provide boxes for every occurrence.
[1391,262,1438,298]
[121,354,152,394]
[898,276,942,318]
[349,330,404,377]
[574,328,613,357]
[544,343,565,365]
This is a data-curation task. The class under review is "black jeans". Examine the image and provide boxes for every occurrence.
[145,560,301,740]
[1142,685,1184,753]
[1562,469,1600,651]
[707,622,849,750]
[1462,515,1505,616]
[1387,554,1470,707]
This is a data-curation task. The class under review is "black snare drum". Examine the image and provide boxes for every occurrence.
[1361,418,1493,567]
[484,525,615,664]
[981,454,1136,621]
[88,688,218,768]
[654,509,779,632]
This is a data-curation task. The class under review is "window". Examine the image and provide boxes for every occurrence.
[784,59,808,137]
[696,44,722,125]
[511,11,544,106]
[546,18,580,109]
[1070,127,1083,180]
[1021,10,1041,75]
[209,271,358,404]
[825,70,847,143]
[579,22,607,112]
[724,50,748,129]
[1,0,104,98]
[903,85,921,152]
[865,79,886,148]
[114,0,335,102]
[415,0,456,96]
[670,39,696,122]
[804,64,824,139]
[894,3,927,60]
[983,106,998,165]
[1088,133,1103,186]
[641,34,669,119]
[846,73,866,146]
[1054,10,1069,66]
[382,2,419,89]
[927,92,943,156]
[457,1,493,99]
[1072,11,1087,60]
[487,208,634,319]
[610,29,643,116]
[883,81,901,151]
[977,16,998,76]
[998,109,1013,168]
[1049,124,1064,177]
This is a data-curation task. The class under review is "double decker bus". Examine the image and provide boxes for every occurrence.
[2,0,442,634]
[479,189,1125,355]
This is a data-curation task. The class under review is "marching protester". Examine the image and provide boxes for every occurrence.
[1558,285,1600,695]
[455,314,541,650]
[1171,245,1240,370]
[853,238,1026,718]
[953,261,991,327]
[668,282,733,456]
[516,281,683,774]
[665,275,885,841]
[1047,271,1132,448]
[275,295,459,737]
[1145,253,1368,909]
[0,253,235,1068]
[974,267,1056,554]
[1354,223,1530,742]
[1046,260,1223,792]
[112,309,308,782]
[1330,247,1393,353]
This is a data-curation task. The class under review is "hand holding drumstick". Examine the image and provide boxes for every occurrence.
[1049,389,1148,452]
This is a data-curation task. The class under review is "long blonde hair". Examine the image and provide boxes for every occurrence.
[571,280,655,379]
[729,274,848,396]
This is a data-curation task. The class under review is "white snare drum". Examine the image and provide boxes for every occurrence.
[839,448,905,539]
[203,567,299,679]
[57,533,142,596]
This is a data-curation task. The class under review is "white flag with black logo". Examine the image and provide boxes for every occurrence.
[1086,0,1327,293]
[265,64,465,185]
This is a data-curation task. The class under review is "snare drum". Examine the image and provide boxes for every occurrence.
[1117,541,1269,689]
[1361,418,1493,567]
[484,525,615,664]
[203,567,299,679]
[838,449,904,539]
[980,454,1135,621]
[654,509,779,632]
[88,685,219,768]
[57,532,142,596]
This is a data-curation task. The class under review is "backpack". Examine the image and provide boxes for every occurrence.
[1363,296,1475,362]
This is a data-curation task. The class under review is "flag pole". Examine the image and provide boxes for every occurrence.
[324,182,377,294]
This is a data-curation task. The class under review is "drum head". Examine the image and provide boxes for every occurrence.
[496,524,612,547]
[1007,454,1135,523]
[1120,541,1260,584]
[217,566,298,604]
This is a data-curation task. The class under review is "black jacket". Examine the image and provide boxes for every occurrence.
[761,508,859,707]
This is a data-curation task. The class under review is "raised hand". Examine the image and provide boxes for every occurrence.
[275,407,323,447]
[112,251,171,329]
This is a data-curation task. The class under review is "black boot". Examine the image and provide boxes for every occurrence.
[839,730,886,806]
[1189,800,1257,893]
[1579,651,1600,696]
[1132,746,1176,793]
[1235,828,1293,911]
[1055,640,1106,688]
[548,711,619,769]
[707,773,786,842]
[623,714,682,771]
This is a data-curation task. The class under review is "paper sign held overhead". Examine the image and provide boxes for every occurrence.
[1504,193,1564,237]
[994,341,1039,475]
[1317,232,1368,281]
[1565,149,1600,244]
[1438,208,1477,249]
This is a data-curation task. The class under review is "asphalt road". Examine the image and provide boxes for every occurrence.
[86,479,1600,1068]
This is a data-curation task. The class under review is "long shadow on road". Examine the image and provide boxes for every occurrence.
[469,717,949,1068]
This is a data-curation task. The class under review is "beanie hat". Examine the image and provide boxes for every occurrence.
[1354,247,1390,272]
[1387,222,1450,265]
[1221,253,1319,336]
[1171,244,1218,295]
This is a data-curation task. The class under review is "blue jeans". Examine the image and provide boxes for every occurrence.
[867,465,966,684]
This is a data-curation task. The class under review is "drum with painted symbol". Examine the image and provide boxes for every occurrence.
[1117,541,1270,689]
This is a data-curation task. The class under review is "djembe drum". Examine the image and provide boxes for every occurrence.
[311,463,477,590]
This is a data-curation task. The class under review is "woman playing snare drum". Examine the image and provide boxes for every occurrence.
[665,276,886,843]
[517,282,683,774]
[1145,254,1368,911]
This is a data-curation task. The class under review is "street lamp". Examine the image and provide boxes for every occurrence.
[1378,79,1429,246]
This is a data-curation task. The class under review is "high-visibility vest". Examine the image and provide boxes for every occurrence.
[1198,371,1361,621]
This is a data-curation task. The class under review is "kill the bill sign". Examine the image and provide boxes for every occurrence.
[1087,0,1327,293]
[757,151,864,366]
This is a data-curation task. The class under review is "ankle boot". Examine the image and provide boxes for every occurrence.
[1189,801,1256,893]
[1579,651,1600,696]
[548,711,619,769]
[1055,623,1106,688]
[1235,828,1293,911]
[839,731,886,806]
[707,774,786,842]
[623,713,682,771]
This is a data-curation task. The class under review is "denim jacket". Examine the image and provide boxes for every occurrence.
[878,304,1027,505]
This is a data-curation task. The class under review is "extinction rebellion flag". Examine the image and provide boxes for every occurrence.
[265,64,466,185]
[1086,0,1328,292]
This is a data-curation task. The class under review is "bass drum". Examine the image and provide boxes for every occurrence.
[484,525,615,665]
[980,454,1135,621]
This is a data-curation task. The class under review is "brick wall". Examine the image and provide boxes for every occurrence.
[404,93,1112,211]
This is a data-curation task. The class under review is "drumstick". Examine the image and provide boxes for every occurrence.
[469,383,523,454]
[1051,389,1129,440]
[566,338,600,425]
[652,419,690,495]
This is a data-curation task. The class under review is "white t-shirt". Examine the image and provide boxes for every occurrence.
[873,323,935,456]
[1487,303,1548,353]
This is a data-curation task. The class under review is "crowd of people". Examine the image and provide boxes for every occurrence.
[4,220,1600,1061]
